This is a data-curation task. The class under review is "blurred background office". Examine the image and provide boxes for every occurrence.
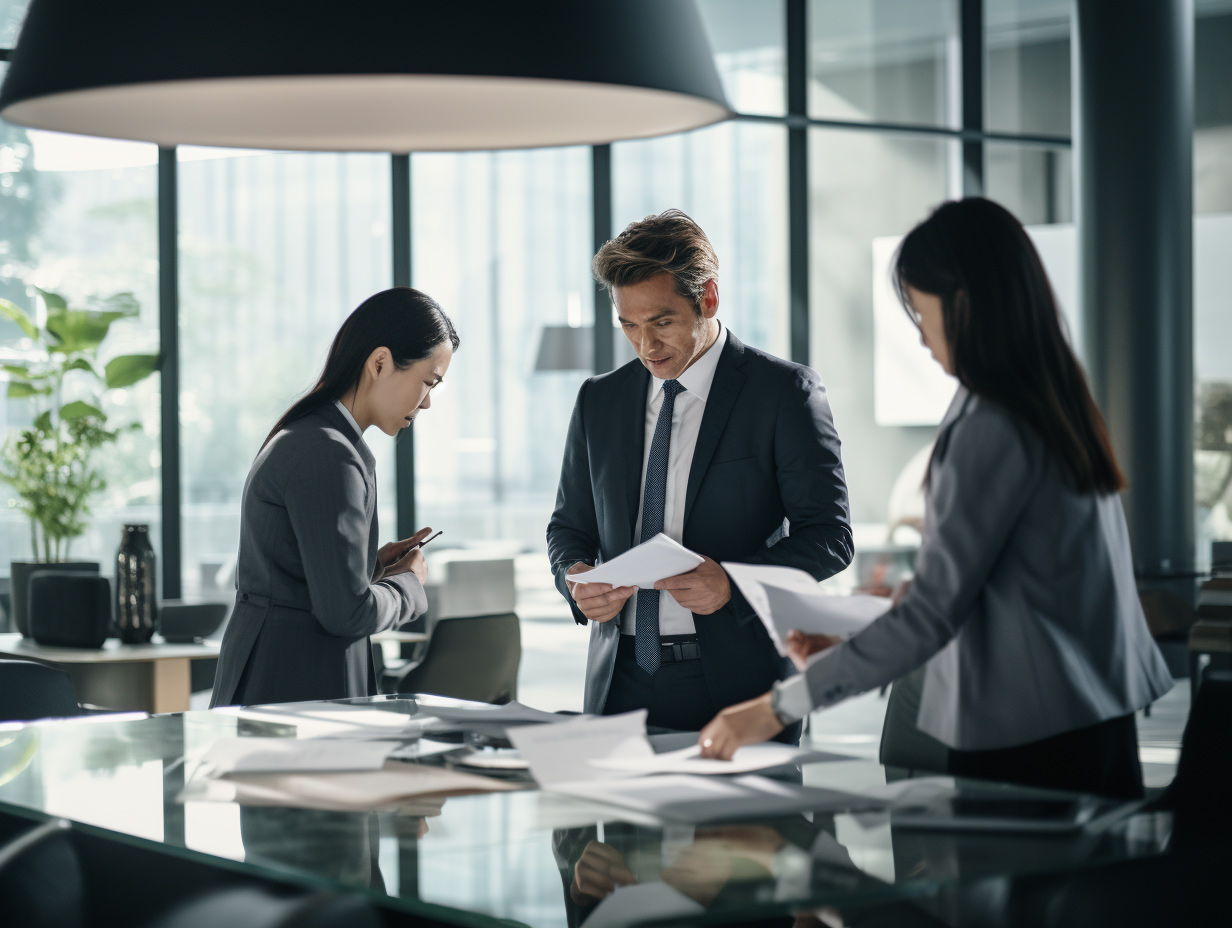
[0,0,1228,729]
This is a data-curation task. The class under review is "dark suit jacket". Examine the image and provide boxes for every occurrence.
[210,403,427,706]
[546,330,852,718]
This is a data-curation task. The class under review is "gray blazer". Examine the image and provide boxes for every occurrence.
[210,404,427,707]
[800,386,1173,751]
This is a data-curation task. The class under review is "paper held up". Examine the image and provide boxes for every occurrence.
[570,534,704,589]
[721,562,891,656]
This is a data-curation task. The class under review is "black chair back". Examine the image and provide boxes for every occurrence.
[391,612,521,704]
[0,659,83,722]
[0,819,83,928]
[149,887,382,928]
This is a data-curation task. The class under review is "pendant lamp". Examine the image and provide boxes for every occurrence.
[0,0,731,151]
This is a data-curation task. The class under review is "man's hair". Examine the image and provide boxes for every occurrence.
[592,209,718,310]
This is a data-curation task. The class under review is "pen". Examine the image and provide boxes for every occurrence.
[413,529,443,549]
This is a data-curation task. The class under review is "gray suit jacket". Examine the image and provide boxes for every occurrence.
[801,386,1173,751]
[210,404,427,706]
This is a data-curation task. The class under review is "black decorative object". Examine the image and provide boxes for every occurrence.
[9,560,99,638]
[115,525,157,644]
[28,572,112,649]
[160,601,230,643]
[0,0,729,152]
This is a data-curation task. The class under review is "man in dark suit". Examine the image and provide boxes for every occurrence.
[546,210,852,739]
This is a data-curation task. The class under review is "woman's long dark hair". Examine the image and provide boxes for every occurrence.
[262,287,459,450]
[893,198,1125,494]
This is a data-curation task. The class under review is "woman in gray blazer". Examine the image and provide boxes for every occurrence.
[698,199,1173,798]
[211,288,458,706]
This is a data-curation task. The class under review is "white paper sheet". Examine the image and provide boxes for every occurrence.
[196,737,398,776]
[581,882,705,928]
[722,562,891,655]
[553,774,879,824]
[588,742,836,776]
[571,534,704,589]
[235,704,439,740]
[423,699,567,726]
[507,711,653,787]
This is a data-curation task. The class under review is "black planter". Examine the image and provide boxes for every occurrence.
[9,560,100,637]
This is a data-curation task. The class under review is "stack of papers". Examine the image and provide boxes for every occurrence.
[570,534,704,589]
[722,562,892,656]
[195,737,399,776]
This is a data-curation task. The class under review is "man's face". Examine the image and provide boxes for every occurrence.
[613,273,719,381]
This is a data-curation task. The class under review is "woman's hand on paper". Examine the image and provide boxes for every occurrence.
[376,527,433,584]
[654,556,731,615]
[571,840,637,904]
[785,630,843,672]
[697,692,783,761]
[566,562,636,623]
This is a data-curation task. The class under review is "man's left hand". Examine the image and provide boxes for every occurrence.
[655,556,731,615]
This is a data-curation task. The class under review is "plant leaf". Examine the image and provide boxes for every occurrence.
[90,291,140,317]
[7,381,51,398]
[59,400,105,421]
[104,353,160,388]
[0,298,38,340]
[63,358,99,377]
[33,410,52,432]
[35,287,68,312]
[45,309,126,353]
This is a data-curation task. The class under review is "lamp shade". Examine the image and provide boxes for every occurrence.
[0,0,732,151]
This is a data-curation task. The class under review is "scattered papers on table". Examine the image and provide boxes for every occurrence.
[196,737,398,776]
[423,699,568,727]
[722,562,891,656]
[507,711,653,787]
[180,760,521,811]
[582,882,704,928]
[570,534,704,589]
[588,742,848,776]
[235,704,440,740]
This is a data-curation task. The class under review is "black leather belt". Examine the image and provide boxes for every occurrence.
[659,638,701,663]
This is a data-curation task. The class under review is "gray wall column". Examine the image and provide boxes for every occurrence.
[1076,0,1195,587]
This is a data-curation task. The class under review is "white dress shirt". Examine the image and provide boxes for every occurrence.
[622,320,727,637]
[334,399,363,439]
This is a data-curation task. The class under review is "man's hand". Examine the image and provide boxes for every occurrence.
[376,526,433,584]
[571,841,637,904]
[566,562,636,623]
[784,630,843,671]
[697,692,783,760]
[654,556,731,615]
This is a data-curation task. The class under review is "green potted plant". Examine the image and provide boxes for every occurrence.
[1,287,159,636]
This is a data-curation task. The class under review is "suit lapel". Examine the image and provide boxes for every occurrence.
[683,333,748,527]
[614,362,650,548]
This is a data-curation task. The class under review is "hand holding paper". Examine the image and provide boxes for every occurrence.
[571,534,704,589]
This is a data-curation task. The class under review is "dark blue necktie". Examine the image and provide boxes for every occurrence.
[635,378,686,675]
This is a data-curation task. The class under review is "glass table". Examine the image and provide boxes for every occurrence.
[0,697,1172,927]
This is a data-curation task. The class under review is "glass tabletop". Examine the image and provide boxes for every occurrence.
[0,697,1172,927]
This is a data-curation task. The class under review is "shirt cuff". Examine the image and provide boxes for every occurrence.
[772,673,813,725]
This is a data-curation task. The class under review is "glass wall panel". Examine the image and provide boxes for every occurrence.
[0,105,160,574]
[808,129,949,539]
[1195,5,1232,566]
[410,147,591,551]
[697,0,786,116]
[984,0,1071,136]
[985,142,1072,226]
[612,122,789,358]
[177,149,392,599]
[809,0,958,127]
[0,0,27,47]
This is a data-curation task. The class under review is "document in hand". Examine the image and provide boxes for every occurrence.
[570,533,704,589]
[721,562,891,656]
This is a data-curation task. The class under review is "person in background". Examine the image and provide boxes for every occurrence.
[211,287,458,706]
[698,198,1173,799]
[547,209,852,740]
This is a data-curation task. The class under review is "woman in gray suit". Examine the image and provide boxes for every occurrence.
[211,287,458,706]
[698,199,1173,799]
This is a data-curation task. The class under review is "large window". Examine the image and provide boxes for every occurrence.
[177,149,393,598]
[411,148,591,550]
[984,0,1071,137]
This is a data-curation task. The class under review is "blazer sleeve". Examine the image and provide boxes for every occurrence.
[727,366,854,622]
[799,403,1036,709]
[283,438,427,638]
[546,380,600,625]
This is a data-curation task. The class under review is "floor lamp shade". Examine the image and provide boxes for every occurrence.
[0,0,732,151]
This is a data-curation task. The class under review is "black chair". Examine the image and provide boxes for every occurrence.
[148,887,382,928]
[0,659,83,722]
[383,612,521,704]
[0,818,83,928]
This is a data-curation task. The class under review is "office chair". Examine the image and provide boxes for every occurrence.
[148,886,382,928]
[0,659,84,722]
[383,612,521,704]
[0,819,83,928]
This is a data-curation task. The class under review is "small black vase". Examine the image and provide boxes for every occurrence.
[115,524,158,643]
